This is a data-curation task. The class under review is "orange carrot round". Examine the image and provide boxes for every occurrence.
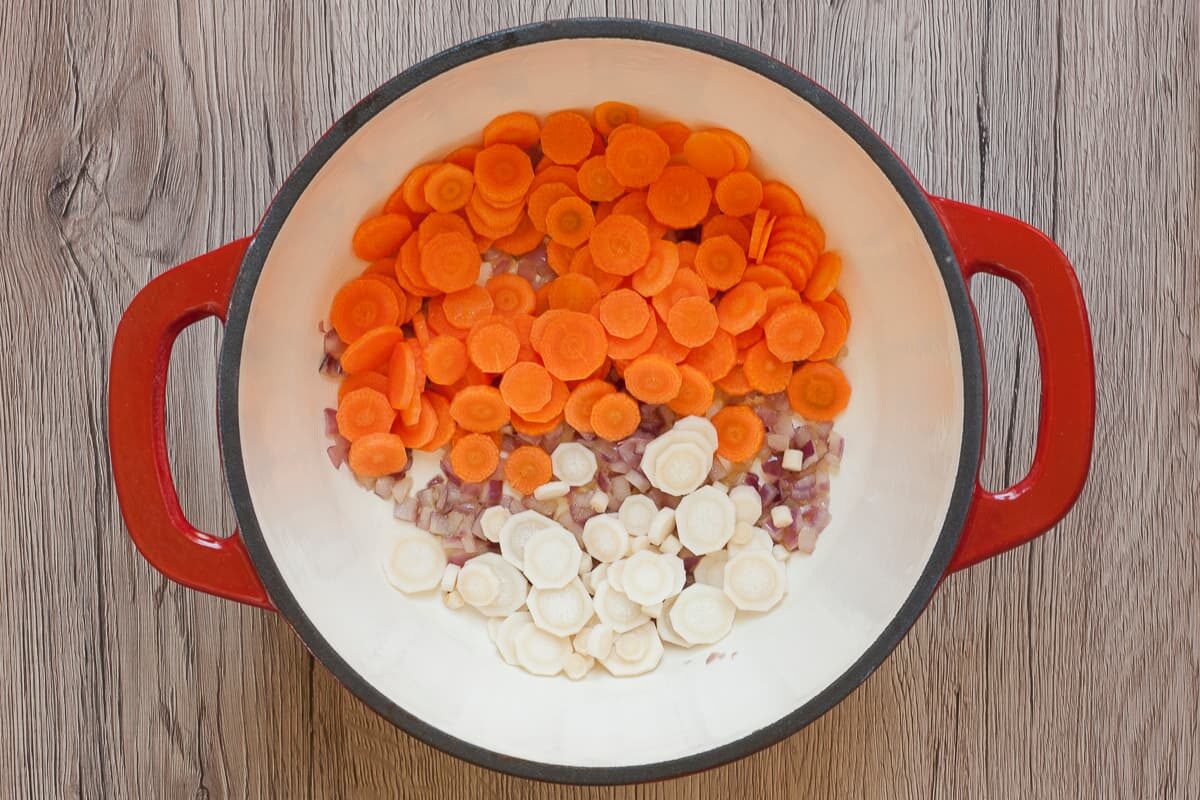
[764,302,824,362]
[826,289,852,327]
[421,392,457,451]
[714,170,763,217]
[684,328,737,381]
[520,377,570,423]
[711,405,764,462]
[423,335,470,385]
[590,391,640,441]
[417,211,472,247]
[541,110,595,166]
[716,364,751,396]
[564,379,617,434]
[588,214,651,276]
[683,131,736,178]
[713,129,751,170]
[442,284,494,329]
[486,273,536,316]
[597,288,651,339]
[546,273,601,312]
[716,281,768,335]
[450,433,500,482]
[804,251,843,302]
[387,341,419,410]
[473,143,535,205]
[577,155,625,202]
[443,145,481,170]
[667,365,714,416]
[623,354,683,404]
[527,182,578,233]
[394,235,438,297]
[425,296,468,339]
[702,214,752,252]
[499,361,554,415]
[340,326,405,374]
[336,387,397,442]
[760,180,805,216]
[505,445,553,495]
[352,213,413,261]
[763,286,804,315]
[392,393,439,449]
[631,239,680,297]
[492,215,545,255]
[449,384,510,432]
[742,340,793,394]
[534,310,609,380]
[348,432,409,477]
[743,265,791,289]
[529,164,580,194]
[330,278,401,343]
[647,320,691,363]
[545,196,595,247]
[646,164,713,229]
[605,311,659,360]
[788,362,851,421]
[510,410,564,436]
[483,111,541,149]
[666,295,720,348]
[653,120,692,155]
[337,371,389,402]
[546,241,576,276]
[419,232,481,293]
[466,318,520,372]
[650,267,708,320]
[593,101,639,136]
[694,235,747,290]
[605,125,671,188]
[423,163,474,212]
[808,300,849,360]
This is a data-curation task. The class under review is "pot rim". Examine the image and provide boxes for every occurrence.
[217,18,984,785]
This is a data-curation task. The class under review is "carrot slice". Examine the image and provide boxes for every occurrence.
[361,259,396,278]
[646,164,713,229]
[419,232,481,293]
[711,405,764,462]
[826,289,852,328]
[764,286,804,315]
[392,393,439,449]
[546,273,601,312]
[546,241,576,276]
[512,312,539,362]
[505,445,554,495]
[486,273,537,316]
[713,129,751,170]
[336,387,396,441]
[419,392,456,451]
[715,364,751,396]
[483,111,541,149]
[425,296,468,340]
[577,155,625,202]
[764,302,824,361]
[417,211,472,246]
[747,209,770,257]
[743,265,791,289]
[567,247,623,294]
[529,308,570,351]
[701,214,752,252]
[466,317,520,373]
[443,145,481,170]
[401,164,439,214]
[387,341,418,410]
[545,196,595,247]
[593,101,639,136]
[605,312,658,360]
[788,362,850,421]
[423,335,470,385]
[510,410,564,436]
[499,361,554,415]
[449,385,510,432]
[520,376,570,423]
[631,239,680,297]
[590,391,640,441]
[666,295,719,348]
[340,325,404,374]
[755,215,778,261]
[605,125,671,188]
[647,321,691,363]
[667,364,715,416]
[735,325,765,350]
[473,143,534,205]
[348,432,409,478]
[534,310,609,380]
[653,121,692,155]
[623,354,683,404]
[422,163,474,213]
[337,371,388,402]
[612,191,666,239]
[683,131,736,178]
[564,379,617,434]
[589,214,651,276]
[527,182,578,233]
[529,165,580,194]
[716,281,768,335]
[774,214,825,251]
[410,312,430,346]
[492,216,544,256]
[804,251,843,302]
[394,235,439,297]
[330,278,401,343]
[383,182,412,216]
[743,340,793,394]
[650,267,708,319]
[677,241,698,268]
[714,170,763,217]
[449,432,501,482]
[437,285,491,330]
[597,288,651,339]
[808,300,849,360]
[541,110,595,166]
[695,235,748,290]
[685,328,737,381]
[760,180,806,216]
[352,214,413,261]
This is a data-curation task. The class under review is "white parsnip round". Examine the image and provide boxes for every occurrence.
[494,612,533,666]
[646,441,713,496]
[723,549,787,611]
[456,560,500,607]
[647,507,676,546]
[522,527,583,589]
[551,442,598,487]
[514,624,572,676]
[498,510,562,570]
[582,514,629,563]
[563,652,594,680]
[479,506,511,543]
[727,525,774,555]
[671,415,719,450]
[728,485,763,524]
[593,581,650,633]
[655,598,690,647]
[465,553,529,617]
[675,486,737,554]
[618,495,658,536]
[527,578,594,637]
[669,583,737,645]
[601,622,664,676]
[693,551,728,588]
[383,530,448,594]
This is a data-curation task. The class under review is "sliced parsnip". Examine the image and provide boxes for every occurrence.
[770,505,794,528]
[589,490,610,513]
[578,552,594,576]
[383,530,448,593]
[479,506,511,543]
[772,544,790,561]
[606,559,625,592]
[533,480,570,500]
[601,621,664,676]
[647,507,676,546]
[466,553,530,617]
[442,590,465,610]
[640,427,715,492]
[499,510,562,570]
[456,559,501,607]
[522,527,584,588]
[584,562,608,593]
[551,442,598,487]
[487,617,503,642]
[693,550,728,588]
[630,535,652,554]
[563,652,594,680]
[731,520,757,545]
[644,439,714,496]
[656,598,691,647]
[659,534,682,556]
[440,563,461,593]
[620,551,685,606]
[514,624,572,676]
[669,583,736,645]
[574,623,614,660]
[582,513,629,563]
[724,549,787,611]
[641,601,663,618]
[618,495,658,536]
[593,581,650,633]
[727,525,774,555]
[672,415,719,450]
[527,578,594,637]
[675,486,737,554]
[494,611,533,665]
[728,485,763,524]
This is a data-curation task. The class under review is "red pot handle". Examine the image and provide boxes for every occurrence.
[932,197,1095,572]
[108,239,274,609]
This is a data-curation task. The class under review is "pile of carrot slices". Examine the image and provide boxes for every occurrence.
[327,102,852,485]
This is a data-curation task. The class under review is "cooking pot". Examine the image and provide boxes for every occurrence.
[108,20,1094,784]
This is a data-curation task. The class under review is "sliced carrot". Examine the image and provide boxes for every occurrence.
[650,267,707,319]
[492,215,544,255]
[694,234,747,290]
[623,354,683,404]
[804,251,843,302]
[387,340,418,410]
[826,289,852,327]
[593,200,615,224]
[545,196,595,247]
[546,273,601,313]
[392,393,439,449]
[764,285,804,315]
[653,121,692,155]
[512,312,539,362]
[473,143,534,205]
[577,155,625,202]
[605,125,671,188]
[546,241,576,275]
[677,241,698,268]
[527,182,579,233]
[714,170,763,217]
[590,391,640,441]
[383,182,412,216]
[465,203,521,240]
[774,214,825,251]
[760,180,805,216]
[715,363,751,396]
[419,392,457,451]
[711,405,764,462]
[605,312,658,360]
[683,130,736,178]
[336,387,396,441]
[486,273,536,316]
[468,188,526,230]
[685,328,737,381]
[425,296,468,340]
[529,164,580,194]
[348,432,409,477]
[646,164,713,229]
[788,361,850,421]
[755,215,778,261]
[747,209,770,257]
[631,239,680,297]
[530,308,570,352]
[764,302,824,361]
[361,259,396,277]
[419,232,480,293]
[567,247,623,293]
[505,445,553,495]
[449,384,510,432]
[713,129,751,170]
[743,265,791,289]
[410,311,430,346]
[449,432,500,482]
[401,163,439,214]
[597,288,651,339]
[352,213,413,261]
[417,211,472,246]
[534,310,609,380]
[646,321,691,363]
[808,300,849,360]
[330,278,401,343]
[610,191,665,239]
[743,340,793,394]
[735,325,765,350]
[716,281,768,335]
[593,101,639,136]
[564,379,617,434]
[667,364,714,416]
[394,235,439,297]
[521,376,570,423]
[422,163,474,213]
[666,295,719,348]
[589,214,651,276]
[541,110,595,166]
[763,240,817,282]
[483,111,541,149]
[443,144,481,170]
[466,317,520,373]
[340,325,405,374]
[499,361,554,415]
[510,410,564,436]
[337,371,388,402]
[423,335,470,385]
[701,214,752,252]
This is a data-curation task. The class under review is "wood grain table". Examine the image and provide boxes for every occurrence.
[2,1,1196,797]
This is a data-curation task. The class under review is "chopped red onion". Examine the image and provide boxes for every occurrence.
[323,408,339,437]
[318,353,342,377]
[461,530,478,553]
[447,550,473,567]
[608,460,631,474]
[429,513,452,536]
[326,440,348,469]
[741,472,761,489]
[761,455,783,478]
[756,481,781,508]
[440,459,462,486]
[708,460,730,483]
[417,507,434,531]
[829,431,846,459]
[757,406,780,428]
[523,496,558,516]
[373,475,397,499]
[500,494,524,514]
[609,476,631,504]
[318,320,328,334]
[446,510,468,534]
[771,414,794,439]
[794,526,818,555]
[788,475,818,502]
[766,433,790,452]
[394,497,419,522]
[485,480,504,505]
[324,330,347,358]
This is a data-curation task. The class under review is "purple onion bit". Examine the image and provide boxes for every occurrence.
[323,408,339,437]
[761,455,784,479]
[394,497,419,522]
[318,353,342,377]
[326,439,349,469]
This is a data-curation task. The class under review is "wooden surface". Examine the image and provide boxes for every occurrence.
[1,0,1196,796]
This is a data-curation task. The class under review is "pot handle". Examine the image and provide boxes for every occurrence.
[931,197,1095,572]
[108,238,274,609]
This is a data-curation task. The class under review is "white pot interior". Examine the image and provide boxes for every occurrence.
[233,35,966,768]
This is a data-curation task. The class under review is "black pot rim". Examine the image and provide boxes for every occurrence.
[218,18,984,786]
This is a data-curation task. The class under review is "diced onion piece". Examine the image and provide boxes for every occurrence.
[499,510,561,569]
[593,581,650,633]
[659,534,682,556]
[647,507,676,546]
[522,527,584,588]
[772,544,790,561]
[601,622,664,676]
[494,612,533,665]
[782,448,806,471]
[669,583,736,645]
[551,442,598,487]
[630,535,652,554]
[440,563,461,593]
[534,480,570,500]
[724,549,787,611]
[480,506,511,543]
[771,505,794,528]
[620,551,686,606]
[693,551,728,588]
[672,415,719,450]
[675,486,737,554]
[589,490,610,513]
[618,495,658,536]
[656,598,691,647]
[728,526,774,555]
[383,530,447,593]
[467,553,530,617]
[563,652,594,680]
[442,590,465,610]
[728,485,763,525]
[644,440,713,496]
[582,514,630,563]
[731,521,757,545]
[527,578,594,637]
[514,624,572,676]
